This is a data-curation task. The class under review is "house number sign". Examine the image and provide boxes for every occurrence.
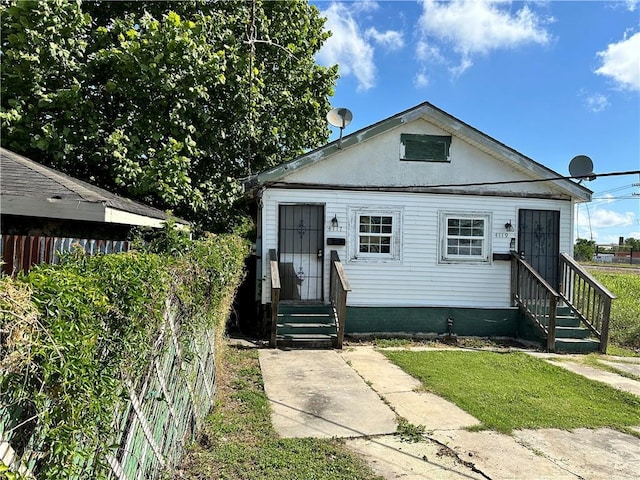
[494,233,510,238]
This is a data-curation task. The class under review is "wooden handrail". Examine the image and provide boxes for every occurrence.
[511,251,560,352]
[269,249,280,348]
[559,253,616,353]
[330,251,351,349]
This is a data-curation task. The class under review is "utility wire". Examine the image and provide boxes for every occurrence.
[406,170,640,189]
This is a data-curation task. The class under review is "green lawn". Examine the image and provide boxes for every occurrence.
[177,343,382,480]
[382,350,640,434]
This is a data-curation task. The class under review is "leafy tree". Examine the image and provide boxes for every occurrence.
[1,0,338,231]
[574,238,596,262]
[624,237,640,251]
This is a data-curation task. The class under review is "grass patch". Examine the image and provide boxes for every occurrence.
[382,350,640,434]
[588,270,640,350]
[606,344,640,358]
[373,337,413,348]
[176,342,382,480]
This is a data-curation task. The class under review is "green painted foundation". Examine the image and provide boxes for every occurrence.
[345,306,521,337]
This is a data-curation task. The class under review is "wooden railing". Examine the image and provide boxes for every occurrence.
[329,251,351,349]
[511,251,560,352]
[269,249,281,348]
[559,253,615,353]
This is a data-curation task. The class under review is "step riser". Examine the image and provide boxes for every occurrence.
[536,317,581,328]
[278,326,336,335]
[279,304,332,314]
[276,339,337,349]
[278,314,335,325]
[554,328,592,339]
[521,305,574,316]
[554,340,600,354]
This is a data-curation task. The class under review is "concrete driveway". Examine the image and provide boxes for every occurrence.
[258,346,640,479]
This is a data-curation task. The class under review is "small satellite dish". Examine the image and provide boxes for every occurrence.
[569,155,595,181]
[327,108,353,128]
[327,107,353,148]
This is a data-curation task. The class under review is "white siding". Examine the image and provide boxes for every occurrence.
[260,188,573,308]
[283,119,563,197]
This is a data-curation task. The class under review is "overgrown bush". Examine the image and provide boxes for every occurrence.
[0,234,247,478]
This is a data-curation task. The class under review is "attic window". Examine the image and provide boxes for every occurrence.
[400,134,451,162]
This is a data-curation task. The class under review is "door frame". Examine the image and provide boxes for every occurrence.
[277,203,325,302]
[517,209,561,289]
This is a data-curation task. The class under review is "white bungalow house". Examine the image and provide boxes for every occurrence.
[244,102,614,353]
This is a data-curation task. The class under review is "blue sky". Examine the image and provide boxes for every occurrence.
[312,0,640,245]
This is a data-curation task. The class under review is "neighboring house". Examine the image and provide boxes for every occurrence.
[0,147,188,273]
[245,102,614,352]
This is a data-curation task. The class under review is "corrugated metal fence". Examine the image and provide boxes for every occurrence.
[1,298,217,479]
[0,235,131,275]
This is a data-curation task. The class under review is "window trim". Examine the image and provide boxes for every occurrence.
[439,211,492,264]
[348,207,402,263]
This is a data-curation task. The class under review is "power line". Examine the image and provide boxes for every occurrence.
[407,170,640,189]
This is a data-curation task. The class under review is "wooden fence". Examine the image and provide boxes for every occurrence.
[1,235,130,276]
[1,297,217,479]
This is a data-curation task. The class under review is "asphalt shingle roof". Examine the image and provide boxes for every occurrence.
[0,148,172,222]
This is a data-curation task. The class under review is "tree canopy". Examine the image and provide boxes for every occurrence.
[1,0,338,231]
[574,238,596,262]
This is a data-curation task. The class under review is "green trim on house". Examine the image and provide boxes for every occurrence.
[345,306,521,337]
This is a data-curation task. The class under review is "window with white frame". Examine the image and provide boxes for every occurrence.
[349,208,402,261]
[439,212,491,263]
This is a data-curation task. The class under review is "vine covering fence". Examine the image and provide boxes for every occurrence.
[1,296,218,479]
[1,233,247,479]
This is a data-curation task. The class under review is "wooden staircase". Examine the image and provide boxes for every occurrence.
[269,249,350,350]
[512,252,615,354]
[539,305,601,353]
[276,303,338,349]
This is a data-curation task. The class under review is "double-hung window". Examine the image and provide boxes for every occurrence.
[349,208,402,261]
[440,212,491,263]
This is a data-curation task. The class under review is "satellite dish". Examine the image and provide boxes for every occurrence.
[327,108,353,148]
[327,108,353,128]
[569,155,595,181]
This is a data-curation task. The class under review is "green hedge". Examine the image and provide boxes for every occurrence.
[0,233,247,479]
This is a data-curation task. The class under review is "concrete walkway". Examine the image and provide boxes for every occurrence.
[258,346,640,479]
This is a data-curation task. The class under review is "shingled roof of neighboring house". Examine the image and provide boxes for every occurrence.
[0,148,187,228]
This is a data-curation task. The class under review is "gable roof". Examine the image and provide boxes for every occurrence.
[246,101,592,201]
[0,148,188,227]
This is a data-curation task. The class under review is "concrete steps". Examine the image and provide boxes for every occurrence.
[276,303,337,349]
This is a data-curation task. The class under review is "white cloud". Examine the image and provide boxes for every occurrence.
[316,3,376,91]
[625,1,639,12]
[584,93,610,112]
[595,31,640,91]
[365,27,404,51]
[350,0,380,14]
[414,69,430,88]
[575,207,636,243]
[416,40,443,63]
[417,0,552,74]
[577,207,635,230]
